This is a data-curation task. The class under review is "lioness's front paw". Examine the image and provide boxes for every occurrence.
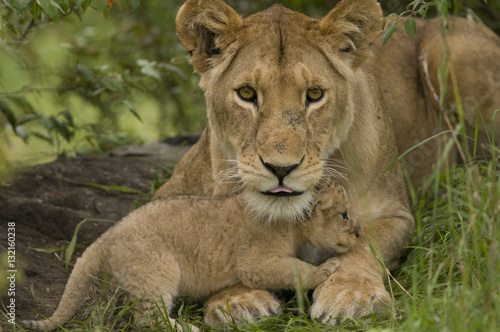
[204,284,281,327]
[310,271,391,325]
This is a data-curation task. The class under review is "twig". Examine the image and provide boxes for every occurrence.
[0,86,81,97]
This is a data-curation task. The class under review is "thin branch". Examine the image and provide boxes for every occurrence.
[0,86,82,97]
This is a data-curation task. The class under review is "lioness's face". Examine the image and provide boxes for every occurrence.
[177,1,382,222]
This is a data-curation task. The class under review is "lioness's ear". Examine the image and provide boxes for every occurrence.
[320,0,382,67]
[176,0,243,73]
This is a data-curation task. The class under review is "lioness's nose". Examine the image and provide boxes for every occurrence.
[260,156,301,182]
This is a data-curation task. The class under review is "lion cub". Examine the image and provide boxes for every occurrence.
[21,182,359,331]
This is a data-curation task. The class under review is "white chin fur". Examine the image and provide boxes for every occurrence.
[243,190,315,224]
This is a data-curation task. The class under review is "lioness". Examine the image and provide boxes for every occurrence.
[152,0,499,327]
[20,182,359,331]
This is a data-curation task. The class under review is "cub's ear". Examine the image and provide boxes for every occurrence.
[176,0,243,73]
[320,0,382,68]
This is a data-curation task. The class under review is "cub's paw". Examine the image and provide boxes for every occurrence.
[310,271,391,325]
[204,284,281,327]
[313,258,341,286]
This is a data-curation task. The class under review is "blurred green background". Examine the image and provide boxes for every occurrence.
[1,0,499,172]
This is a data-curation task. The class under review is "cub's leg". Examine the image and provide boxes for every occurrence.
[110,252,198,331]
[238,257,341,290]
[203,284,281,328]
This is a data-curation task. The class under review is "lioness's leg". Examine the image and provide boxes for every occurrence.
[203,284,281,327]
[309,236,392,325]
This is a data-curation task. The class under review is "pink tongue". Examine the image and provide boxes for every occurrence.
[270,186,294,194]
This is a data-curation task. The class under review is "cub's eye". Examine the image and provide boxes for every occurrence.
[341,211,349,220]
[306,88,324,103]
[237,86,257,102]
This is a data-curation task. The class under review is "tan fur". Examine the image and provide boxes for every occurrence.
[367,17,500,183]
[20,183,359,331]
[153,0,499,326]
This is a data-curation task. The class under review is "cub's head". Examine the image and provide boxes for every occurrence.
[307,182,360,253]
[176,0,382,222]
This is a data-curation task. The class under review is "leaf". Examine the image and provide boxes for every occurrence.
[77,64,94,81]
[38,0,60,21]
[12,0,33,13]
[0,99,17,128]
[17,114,41,126]
[123,100,143,122]
[138,59,161,80]
[404,18,417,43]
[418,3,428,18]
[65,219,87,269]
[30,246,63,254]
[82,0,91,13]
[14,126,29,142]
[91,0,108,12]
[62,177,146,195]
[31,131,53,143]
[7,95,36,114]
[60,110,75,127]
[87,183,144,194]
[32,1,41,20]
[436,0,449,16]
[407,0,421,10]
[383,21,398,45]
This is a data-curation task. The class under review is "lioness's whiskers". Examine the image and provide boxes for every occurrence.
[210,159,244,195]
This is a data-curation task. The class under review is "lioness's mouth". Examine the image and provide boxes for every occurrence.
[262,186,304,197]
[262,191,304,197]
[262,185,304,197]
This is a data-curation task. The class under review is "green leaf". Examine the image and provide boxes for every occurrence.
[138,59,161,80]
[77,64,94,81]
[0,99,17,128]
[14,125,29,142]
[383,21,398,45]
[32,1,41,20]
[17,114,41,126]
[12,0,33,13]
[436,0,449,16]
[60,110,75,127]
[65,219,87,269]
[407,0,421,9]
[38,0,60,21]
[7,95,36,114]
[91,0,108,12]
[82,0,91,13]
[30,246,63,254]
[86,183,144,194]
[123,100,143,122]
[404,18,417,42]
[418,3,428,18]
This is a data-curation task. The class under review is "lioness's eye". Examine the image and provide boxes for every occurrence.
[237,86,257,102]
[341,211,349,220]
[306,88,324,103]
